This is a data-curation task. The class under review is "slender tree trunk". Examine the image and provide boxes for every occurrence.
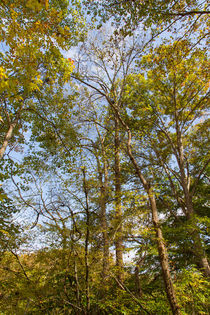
[182,178,210,277]
[135,265,143,298]
[176,125,210,277]
[114,117,124,282]
[148,190,180,315]
[99,162,110,278]
[107,98,180,314]
[82,169,90,314]
[130,153,180,314]
[0,121,17,160]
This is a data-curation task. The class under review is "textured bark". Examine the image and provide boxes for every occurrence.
[123,121,180,312]
[129,149,180,314]
[114,117,124,282]
[148,191,181,315]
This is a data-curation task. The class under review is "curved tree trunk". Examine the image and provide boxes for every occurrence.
[0,121,17,160]
[128,148,181,315]
[106,97,180,314]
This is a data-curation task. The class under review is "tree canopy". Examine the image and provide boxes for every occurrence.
[0,1,209,314]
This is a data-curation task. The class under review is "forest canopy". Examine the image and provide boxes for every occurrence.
[0,0,209,314]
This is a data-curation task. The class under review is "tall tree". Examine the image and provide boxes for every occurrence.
[0,0,83,161]
[122,40,209,276]
[73,32,181,314]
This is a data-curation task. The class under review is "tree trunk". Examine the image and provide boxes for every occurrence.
[181,176,210,277]
[0,121,17,160]
[126,137,180,315]
[82,169,90,314]
[114,117,124,282]
[135,265,143,298]
[176,127,210,277]
[99,162,110,278]
[148,190,181,315]
[107,98,180,314]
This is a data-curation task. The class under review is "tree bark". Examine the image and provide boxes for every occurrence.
[135,265,143,298]
[175,117,210,277]
[148,191,181,315]
[0,121,17,160]
[99,162,110,278]
[180,165,210,277]
[82,168,90,314]
[95,130,110,278]
[114,116,124,282]
[128,149,181,315]
[106,97,180,314]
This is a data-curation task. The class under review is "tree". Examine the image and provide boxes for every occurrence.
[72,32,181,314]
[87,0,209,42]
[0,4,209,314]
[122,39,209,277]
[0,0,83,161]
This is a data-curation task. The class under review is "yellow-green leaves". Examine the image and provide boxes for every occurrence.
[140,40,208,119]
[0,0,85,164]
[26,0,49,11]
[0,66,8,91]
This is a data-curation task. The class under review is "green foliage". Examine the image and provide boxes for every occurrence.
[86,0,209,40]
[0,187,21,253]
[0,1,209,314]
[0,0,84,162]
[175,267,210,314]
